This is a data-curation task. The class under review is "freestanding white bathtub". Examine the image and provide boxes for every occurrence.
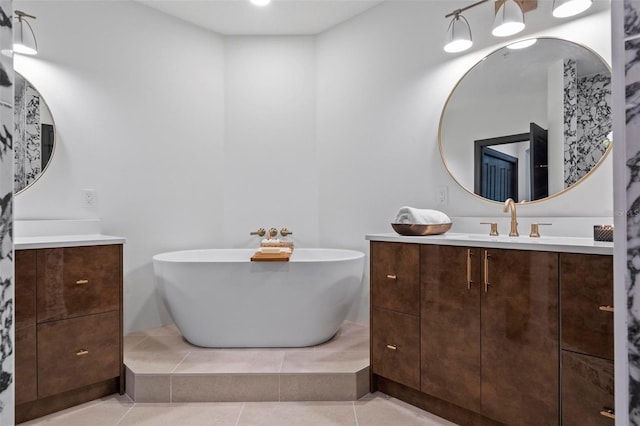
[153,248,365,348]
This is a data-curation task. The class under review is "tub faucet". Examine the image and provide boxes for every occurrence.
[503,198,519,237]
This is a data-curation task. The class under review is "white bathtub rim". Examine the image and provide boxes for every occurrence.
[153,248,365,263]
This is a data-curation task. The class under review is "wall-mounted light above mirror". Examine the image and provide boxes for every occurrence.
[14,72,55,194]
[439,37,611,204]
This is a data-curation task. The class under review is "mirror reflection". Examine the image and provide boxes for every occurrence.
[439,38,611,203]
[14,72,54,194]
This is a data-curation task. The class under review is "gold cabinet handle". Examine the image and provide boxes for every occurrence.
[599,408,615,419]
[467,249,474,290]
[75,279,89,285]
[483,251,491,293]
[386,274,397,280]
[386,344,397,350]
[76,349,89,356]
[599,305,614,313]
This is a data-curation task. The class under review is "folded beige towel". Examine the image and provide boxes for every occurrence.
[394,207,450,224]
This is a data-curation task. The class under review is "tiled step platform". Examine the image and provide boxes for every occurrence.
[124,321,370,403]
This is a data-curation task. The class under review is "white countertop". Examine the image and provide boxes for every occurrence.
[15,234,126,250]
[14,219,126,250]
[366,232,613,255]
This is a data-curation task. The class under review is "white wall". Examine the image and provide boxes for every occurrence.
[14,1,226,332]
[14,1,613,331]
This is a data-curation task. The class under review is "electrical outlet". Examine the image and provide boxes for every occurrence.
[436,186,448,205]
[81,189,97,208]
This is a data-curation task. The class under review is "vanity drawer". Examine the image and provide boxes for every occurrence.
[370,242,419,315]
[561,253,613,360]
[37,311,120,398]
[37,245,121,323]
[562,350,614,425]
[371,307,420,390]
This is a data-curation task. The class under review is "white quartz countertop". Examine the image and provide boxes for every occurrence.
[15,234,126,250]
[366,232,613,255]
[13,219,125,250]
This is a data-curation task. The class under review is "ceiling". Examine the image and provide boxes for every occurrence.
[136,0,384,35]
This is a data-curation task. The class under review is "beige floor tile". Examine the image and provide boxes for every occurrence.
[172,374,280,402]
[354,395,458,426]
[19,395,133,426]
[314,332,369,352]
[124,335,148,352]
[338,321,369,336]
[173,350,285,374]
[127,335,202,354]
[117,402,243,425]
[280,373,359,401]
[281,351,369,373]
[128,375,171,402]
[126,324,181,337]
[237,401,357,426]
[124,350,187,374]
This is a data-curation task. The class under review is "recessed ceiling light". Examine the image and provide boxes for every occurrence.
[250,0,271,6]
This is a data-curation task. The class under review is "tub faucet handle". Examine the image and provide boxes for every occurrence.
[250,228,266,237]
[267,228,278,239]
[280,228,293,237]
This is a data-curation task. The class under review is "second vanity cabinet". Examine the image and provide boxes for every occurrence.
[15,244,124,423]
[370,239,613,426]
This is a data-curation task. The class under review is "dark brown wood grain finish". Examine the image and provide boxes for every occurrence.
[420,245,481,412]
[15,326,37,405]
[15,250,36,330]
[370,242,420,315]
[562,351,615,425]
[561,253,614,360]
[481,249,559,425]
[371,307,420,390]
[37,245,121,323]
[37,311,120,398]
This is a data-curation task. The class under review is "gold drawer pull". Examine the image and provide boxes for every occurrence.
[76,349,89,356]
[386,274,397,280]
[75,279,89,285]
[599,305,614,313]
[386,344,397,350]
[599,408,615,419]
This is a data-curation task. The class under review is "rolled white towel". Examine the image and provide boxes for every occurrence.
[394,207,451,224]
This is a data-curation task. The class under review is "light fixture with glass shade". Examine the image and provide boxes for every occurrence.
[14,10,37,55]
[552,0,592,18]
[492,0,525,37]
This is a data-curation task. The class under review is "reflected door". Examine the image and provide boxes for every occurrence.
[478,147,518,202]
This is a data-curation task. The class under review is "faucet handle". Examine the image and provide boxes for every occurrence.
[280,228,293,237]
[529,223,552,238]
[480,222,499,236]
[267,228,278,239]
[250,228,266,237]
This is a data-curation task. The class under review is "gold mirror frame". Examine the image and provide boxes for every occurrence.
[438,37,612,205]
[14,72,56,195]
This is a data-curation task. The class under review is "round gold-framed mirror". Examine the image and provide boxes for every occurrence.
[439,37,611,204]
[14,72,55,194]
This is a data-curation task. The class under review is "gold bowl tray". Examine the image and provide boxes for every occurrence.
[391,222,452,236]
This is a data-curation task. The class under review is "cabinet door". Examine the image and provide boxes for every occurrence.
[371,307,420,390]
[15,326,37,405]
[481,249,559,425]
[15,250,36,330]
[37,311,120,398]
[562,351,615,425]
[37,245,121,322]
[420,245,481,413]
[370,242,419,315]
[561,253,613,360]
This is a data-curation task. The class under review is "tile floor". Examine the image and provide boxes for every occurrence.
[19,321,457,425]
[19,392,457,425]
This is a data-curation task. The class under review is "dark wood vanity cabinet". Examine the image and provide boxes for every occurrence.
[420,245,559,425]
[371,241,612,426]
[560,253,615,424]
[15,245,124,424]
[370,242,420,390]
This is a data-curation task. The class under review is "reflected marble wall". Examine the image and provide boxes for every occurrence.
[0,2,13,424]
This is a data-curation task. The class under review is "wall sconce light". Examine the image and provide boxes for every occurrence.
[14,10,37,56]
[443,0,591,53]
